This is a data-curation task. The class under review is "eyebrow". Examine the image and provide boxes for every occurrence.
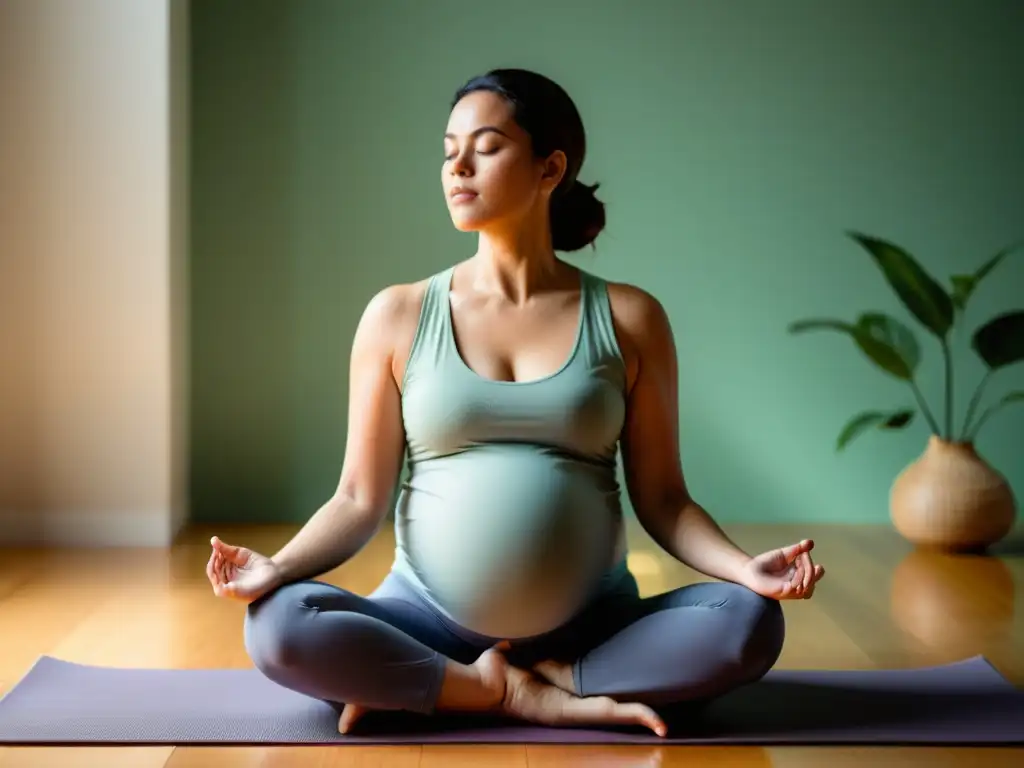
[443,126,511,140]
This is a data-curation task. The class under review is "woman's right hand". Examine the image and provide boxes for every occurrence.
[206,536,283,603]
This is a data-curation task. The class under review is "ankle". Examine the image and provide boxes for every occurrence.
[435,656,506,713]
[474,656,508,711]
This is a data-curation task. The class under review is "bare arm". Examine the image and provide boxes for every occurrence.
[611,284,753,584]
[269,285,411,584]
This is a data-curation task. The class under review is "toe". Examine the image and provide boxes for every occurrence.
[622,702,666,737]
[338,703,367,734]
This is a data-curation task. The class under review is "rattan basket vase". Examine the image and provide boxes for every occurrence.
[890,435,1016,552]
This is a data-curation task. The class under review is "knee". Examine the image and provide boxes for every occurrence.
[243,581,323,671]
[730,585,785,678]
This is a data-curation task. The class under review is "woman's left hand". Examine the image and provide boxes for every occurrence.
[740,539,825,600]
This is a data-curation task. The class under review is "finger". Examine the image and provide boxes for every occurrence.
[792,559,804,583]
[806,565,826,598]
[219,550,236,582]
[780,539,813,564]
[215,579,240,600]
[807,565,824,596]
[800,552,814,592]
[211,536,246,563]
[206,551,218,588]
[213,551,226,584]
[787,560,803,595]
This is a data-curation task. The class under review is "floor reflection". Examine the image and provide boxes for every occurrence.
[526,744,773,767]
[890,548,1017,665]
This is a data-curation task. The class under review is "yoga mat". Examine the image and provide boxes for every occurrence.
[0,655,1021,745]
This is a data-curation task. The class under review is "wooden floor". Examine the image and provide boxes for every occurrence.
[1,519,1022,767]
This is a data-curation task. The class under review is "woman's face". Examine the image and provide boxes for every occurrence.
[442,90,564,234]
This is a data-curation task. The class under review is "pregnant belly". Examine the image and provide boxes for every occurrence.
[396,448,620,638]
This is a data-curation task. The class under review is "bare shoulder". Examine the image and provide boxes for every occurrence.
[605,281,674,348]
[361,279,429,328]
[603,281,675,389]
[355,278,431,385]
[605,281,668,327]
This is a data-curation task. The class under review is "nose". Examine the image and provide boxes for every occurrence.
[449,150,473,178]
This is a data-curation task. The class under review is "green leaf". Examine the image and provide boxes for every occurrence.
[971,310,1024,370]
[836,409,915,451]
[950,240,1022,311]
[848,232,954,338]
[788,317,914,380]
[856,312,921,373]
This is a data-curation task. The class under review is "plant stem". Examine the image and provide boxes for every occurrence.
[968,403,997,441]
[959,369,992,440]
[940,337,953,439]
[909,378,942,436]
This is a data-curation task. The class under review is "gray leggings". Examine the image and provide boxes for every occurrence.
[243,566,785,716]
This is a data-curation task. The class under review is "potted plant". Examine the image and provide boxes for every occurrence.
[788,232,1022,551]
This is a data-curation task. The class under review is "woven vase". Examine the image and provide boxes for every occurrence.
[890,436,1016,551]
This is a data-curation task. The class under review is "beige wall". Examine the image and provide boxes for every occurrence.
[0,0,190,546]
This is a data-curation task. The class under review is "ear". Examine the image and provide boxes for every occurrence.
[539,150,567,194]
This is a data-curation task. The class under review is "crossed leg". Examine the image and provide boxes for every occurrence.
[520,580,786,707]
[243,573,480,715]
[243,570,785,725]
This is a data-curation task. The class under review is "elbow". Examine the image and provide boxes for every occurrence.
[638,487,694,536]
[637,487,691,522]
[634,490,686,537]
[330,485,392,525]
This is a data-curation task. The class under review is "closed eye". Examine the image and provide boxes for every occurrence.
[444,148,499,161]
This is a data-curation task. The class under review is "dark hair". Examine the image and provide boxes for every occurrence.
[451,69,605,252]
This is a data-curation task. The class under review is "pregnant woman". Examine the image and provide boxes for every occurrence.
[206,68,825,737]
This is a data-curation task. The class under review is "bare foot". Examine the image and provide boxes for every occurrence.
[495,652,666,737]
[532,659,576,694]
[340,645,508,734]
[340,648,666,738]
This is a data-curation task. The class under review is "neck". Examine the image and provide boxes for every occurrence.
[470,209,566,304]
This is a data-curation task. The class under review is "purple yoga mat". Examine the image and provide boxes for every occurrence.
[0,655,1021,745]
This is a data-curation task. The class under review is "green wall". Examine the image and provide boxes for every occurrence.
[190,0,1024,525]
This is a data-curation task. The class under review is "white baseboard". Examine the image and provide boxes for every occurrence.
[0,508,178,547]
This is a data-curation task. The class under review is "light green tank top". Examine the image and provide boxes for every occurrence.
[390,265,632,637]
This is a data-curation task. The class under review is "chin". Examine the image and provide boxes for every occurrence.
[449,212,488,233]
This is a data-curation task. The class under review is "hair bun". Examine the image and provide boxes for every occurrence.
[550,180,605,252]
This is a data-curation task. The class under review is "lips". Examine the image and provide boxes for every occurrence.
[450,186,478,201]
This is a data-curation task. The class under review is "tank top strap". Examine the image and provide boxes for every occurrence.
[578,269,626,368]
[402,266,456,391]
